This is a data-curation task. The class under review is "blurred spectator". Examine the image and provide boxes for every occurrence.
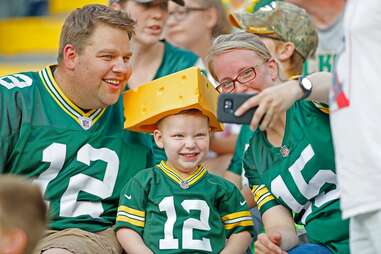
[285,0,346,74]
[0,175,47,254]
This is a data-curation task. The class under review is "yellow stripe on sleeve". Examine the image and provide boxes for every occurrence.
[118,205,145,217]
[116,216,145,227]
[222,211,252,221]
[224,220,254,230]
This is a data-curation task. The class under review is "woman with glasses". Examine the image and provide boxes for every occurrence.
[109,0,199,165]
[207,31,349,254]
[164,0,230,64]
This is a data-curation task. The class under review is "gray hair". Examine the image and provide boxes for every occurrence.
[207,31,272,80]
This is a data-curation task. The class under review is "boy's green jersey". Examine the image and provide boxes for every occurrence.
[244,101,349,254]
[0,66,149,232]
[116,161,254,253]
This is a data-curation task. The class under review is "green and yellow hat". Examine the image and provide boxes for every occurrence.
[123,67,223,132]
[229,1,318,59]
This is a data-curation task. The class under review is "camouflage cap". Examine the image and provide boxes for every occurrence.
[229,1,318,59]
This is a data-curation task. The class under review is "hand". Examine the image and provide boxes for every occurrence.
[235,80,301,131]
[254,232,288,254]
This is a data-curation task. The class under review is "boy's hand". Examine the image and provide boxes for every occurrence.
[254,232,288,254]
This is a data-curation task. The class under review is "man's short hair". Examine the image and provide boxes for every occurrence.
[57,4,135,63]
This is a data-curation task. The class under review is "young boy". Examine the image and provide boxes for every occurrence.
[0,175,47,254]
[116,68,254,254]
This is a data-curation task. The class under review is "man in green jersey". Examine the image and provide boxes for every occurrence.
[207,32,349,254]
[0,5,150,254]
[116,68,254,253]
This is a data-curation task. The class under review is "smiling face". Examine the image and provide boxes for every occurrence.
[123,0,169,46]
[211,48,277,94]
[68,23,132,109]
[153,111,210,177]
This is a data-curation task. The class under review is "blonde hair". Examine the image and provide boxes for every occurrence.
[207,32,272,80]
[0,175,47,254]
[58,4,135,63]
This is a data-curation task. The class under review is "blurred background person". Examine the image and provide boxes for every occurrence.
[285,0,346,74]
[0,175,47,254]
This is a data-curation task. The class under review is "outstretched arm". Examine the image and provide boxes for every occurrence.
[235,71,333,131]
[221,231,252,254]
[116,228,153,254]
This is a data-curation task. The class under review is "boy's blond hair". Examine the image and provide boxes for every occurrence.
[156,108,209,130]
[0,175,47,254]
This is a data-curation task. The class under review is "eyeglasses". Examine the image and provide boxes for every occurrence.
[168,7,207,22]
[216,63,264,93]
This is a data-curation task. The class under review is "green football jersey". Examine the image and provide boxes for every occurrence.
[126,41,199,166]
[227,124,255,176]
[244,101,349,254]
[0,66,150,232]
[116,161,254,253]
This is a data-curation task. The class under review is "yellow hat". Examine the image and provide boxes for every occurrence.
[123,67,223,132]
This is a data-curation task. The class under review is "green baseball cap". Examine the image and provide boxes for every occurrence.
[229,1,318,59]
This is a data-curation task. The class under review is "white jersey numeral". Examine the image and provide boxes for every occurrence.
[159,196,212,251]
[0,74,33,89]
[271,145,339,223]
[34,143,119,218]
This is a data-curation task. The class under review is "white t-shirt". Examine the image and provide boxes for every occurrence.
[331,0,381,219]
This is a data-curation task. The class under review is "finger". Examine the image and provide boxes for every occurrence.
[269,233,282,246]
[259,106,275,131]
[249,103,267,130]
[235,93,260,116]
[258,234,283,254]
[255,239,278,254]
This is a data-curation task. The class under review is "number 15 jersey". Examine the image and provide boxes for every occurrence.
[0,66,149,232]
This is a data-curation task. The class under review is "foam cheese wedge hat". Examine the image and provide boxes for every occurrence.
[123,67,223,132]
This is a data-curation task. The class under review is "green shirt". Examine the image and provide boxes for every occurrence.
[244,101,349,254]
[0,66,150,232]
[116,161,254,253]
[227,124,255,176]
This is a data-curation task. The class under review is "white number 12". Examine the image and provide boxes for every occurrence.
[34,143,119,218]
[159,196,212,251]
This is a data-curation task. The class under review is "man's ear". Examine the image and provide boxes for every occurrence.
[2,228,28,254]
[277,41,296,61]
[62,44,78,70]
[153,129,164,149]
